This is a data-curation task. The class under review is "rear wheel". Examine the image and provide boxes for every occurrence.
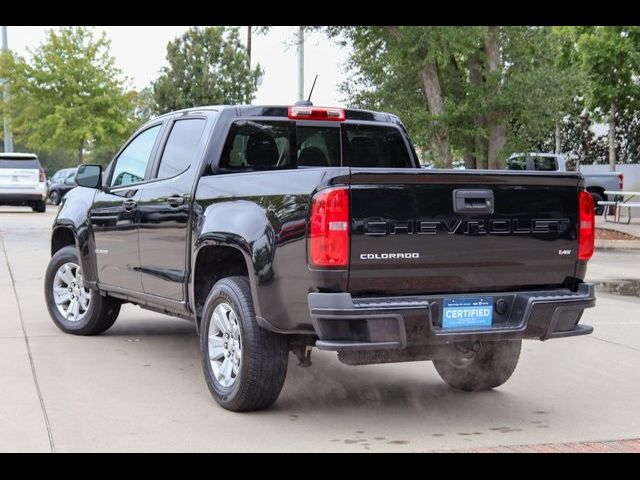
[44,246,120,335]
[33,200,46,213]
[49,190,61,205]
[433,340,521,391]
[590,191,604,216]
[200,276,289,412]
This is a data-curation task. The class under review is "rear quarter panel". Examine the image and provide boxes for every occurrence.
[193,167,350,332]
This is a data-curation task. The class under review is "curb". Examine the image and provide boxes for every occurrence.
[440,438,640,453]
[595,239,640,250]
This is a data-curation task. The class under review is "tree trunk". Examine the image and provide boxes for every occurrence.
[247,26,252,66]
[608,103,616,172]
[420,62,452,167]
[463,153,476,169]
[555,121,561,154]
[467,50,488,169]
[488,124,506,170]
[485,26,506,170]
[78,139,85,164]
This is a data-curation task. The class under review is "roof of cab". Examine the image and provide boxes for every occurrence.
[152,105,393,123]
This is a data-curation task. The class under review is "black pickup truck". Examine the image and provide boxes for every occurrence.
[45,104,596,412]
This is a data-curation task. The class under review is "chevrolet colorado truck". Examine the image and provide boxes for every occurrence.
[45,104,596,412]
[506,152,623,215]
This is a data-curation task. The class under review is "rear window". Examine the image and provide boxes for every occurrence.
[0,158,41,169]
[219,121,412,170]
[342,124,412,168]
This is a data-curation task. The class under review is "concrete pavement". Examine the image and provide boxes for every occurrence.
[1,206,640,452]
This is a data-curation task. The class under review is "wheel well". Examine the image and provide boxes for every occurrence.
[51,228,76,256]
[194,246,249,323]
[586,186,605,198]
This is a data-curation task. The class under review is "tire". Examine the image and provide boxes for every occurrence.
[433,340,521,391]
[49,190,61,205]
[44,245,120,335]
[200,276,289,412]
[590,191,604,216]
[33,200,47,213]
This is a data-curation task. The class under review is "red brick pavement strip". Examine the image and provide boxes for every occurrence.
[443,439,640,453]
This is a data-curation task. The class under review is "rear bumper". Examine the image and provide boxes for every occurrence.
[308,283,595,351]
[0,186,47,204]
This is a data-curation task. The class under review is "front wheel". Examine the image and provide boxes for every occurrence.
[433,340,521,391]
[200,276,289,412]
[44,245,121,335]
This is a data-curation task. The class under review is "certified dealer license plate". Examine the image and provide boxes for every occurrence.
[442,297,493,329]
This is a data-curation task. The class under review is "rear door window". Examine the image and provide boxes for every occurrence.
[156,118,206,180]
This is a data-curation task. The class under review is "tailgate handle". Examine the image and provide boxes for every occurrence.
[453,189,494,214]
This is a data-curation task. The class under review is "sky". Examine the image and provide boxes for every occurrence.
[4,26,351,107]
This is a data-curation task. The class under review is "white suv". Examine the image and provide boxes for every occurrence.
[0,153,48,212]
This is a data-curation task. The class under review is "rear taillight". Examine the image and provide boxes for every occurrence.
[39,168,46,183]
[578,190,595,261]
[309,187,349,267]
[618,173,624,190]
[288,106,346,122]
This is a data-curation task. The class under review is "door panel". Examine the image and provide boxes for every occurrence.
[90,187,144,291]
[90,123,164,292]
[139,117,208,301]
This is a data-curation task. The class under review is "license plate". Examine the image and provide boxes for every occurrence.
[442,297,493,329]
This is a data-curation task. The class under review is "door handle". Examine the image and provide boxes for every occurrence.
[167,195,186,207]
[452,189,495,215]
[122,199,137,211]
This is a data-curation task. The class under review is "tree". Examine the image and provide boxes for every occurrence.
[3,27,136,163]
[152,27,262,114]
[328,26,580,169]
[563,26,640,170]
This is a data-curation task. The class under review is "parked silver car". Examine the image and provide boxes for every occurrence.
[0,153,47,212]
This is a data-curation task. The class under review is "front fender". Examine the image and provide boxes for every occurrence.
[52,187,98,285]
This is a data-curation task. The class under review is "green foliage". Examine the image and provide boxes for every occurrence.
[152,26,262,114]
[549,26,640,165]
[331,26,582,167]
[568,26,640,116]
[2,27,137,163]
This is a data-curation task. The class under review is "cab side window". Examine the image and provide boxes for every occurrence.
[110,125,162,187]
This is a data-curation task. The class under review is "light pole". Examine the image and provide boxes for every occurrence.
[297,26,304,101]
[1,25,13,153]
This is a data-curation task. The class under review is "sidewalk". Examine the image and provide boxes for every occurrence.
[595,216,640,250]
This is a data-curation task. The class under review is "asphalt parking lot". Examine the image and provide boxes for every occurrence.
[1,206,639,452]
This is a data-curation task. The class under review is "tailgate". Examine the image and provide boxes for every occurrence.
[348,169,581,295]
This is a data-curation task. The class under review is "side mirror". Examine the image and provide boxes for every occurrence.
[75,164,103,189]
